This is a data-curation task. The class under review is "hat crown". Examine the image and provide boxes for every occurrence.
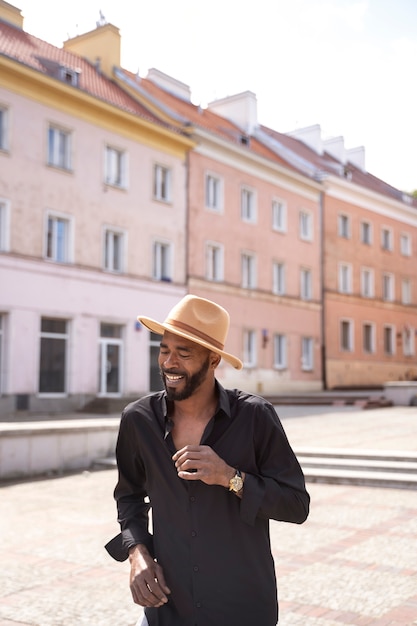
[166,295,229,349]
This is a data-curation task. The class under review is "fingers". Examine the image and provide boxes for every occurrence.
[130,562,171,608]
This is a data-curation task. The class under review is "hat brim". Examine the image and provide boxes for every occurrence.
[138,316,243,370]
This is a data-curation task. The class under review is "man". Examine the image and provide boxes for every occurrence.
[106,294,310,626]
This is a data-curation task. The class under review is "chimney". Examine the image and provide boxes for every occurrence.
[346,146,366,171]
[0,0,24,29]
[323,136,346,164]
[146,68,191,101]
[286,124,323,155]
[207,91,258,135]
[63,22,120,77]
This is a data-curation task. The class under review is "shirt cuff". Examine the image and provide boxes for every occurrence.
[239,472,265,526]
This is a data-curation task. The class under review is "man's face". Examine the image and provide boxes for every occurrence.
[158,331,213,401]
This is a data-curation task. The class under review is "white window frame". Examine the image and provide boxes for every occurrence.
[403,325,415,357]
[340,319,354,352]
[338,213,350,238]
[0,105,9,152]
[241,187,256,223]
[361,267,374,298]
[0,314,5,395]
[44,211,73,263]
[272,261,286,295]
[360,220,372,245]
[0,198,11,252]
[103,227,126,273]
[400,233,412,257]
[153,163,171,202]
[205,173,223,212]
[338,262,352,294]
[243,329,256,367]
[383,324,395,355]
[241,251,257,289]
[381,226,393,251]
[274,334,287,369]
[105,145,127,188]
[300,267,312,300]
[272,199,287,232]
[301,337,313,371]
[382,273,394,302]
[47,124,72,170]
[205,241,224,282]
[38,318,69,396]
[299,210,313,241]
[153,239,172,281]
[362,322,375,354]
[401,278,412,305]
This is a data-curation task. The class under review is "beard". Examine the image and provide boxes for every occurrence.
[161,355,211,401]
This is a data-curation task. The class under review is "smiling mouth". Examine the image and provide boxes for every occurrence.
[164,373,185,384]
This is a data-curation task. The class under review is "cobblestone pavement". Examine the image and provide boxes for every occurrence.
[0,406,416,626]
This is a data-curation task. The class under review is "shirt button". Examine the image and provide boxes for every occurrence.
[190,496,196,502]
[196,602,202,608]
[193,565,199,572]
[191,531,197,537]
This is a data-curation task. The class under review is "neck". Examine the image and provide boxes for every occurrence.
[173,381,217,421]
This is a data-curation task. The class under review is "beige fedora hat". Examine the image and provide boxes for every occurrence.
[138,294,243,369]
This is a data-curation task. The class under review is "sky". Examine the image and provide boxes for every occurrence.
[15,0,417,193]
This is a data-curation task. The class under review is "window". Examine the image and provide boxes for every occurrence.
[360,221,372,245]
[402,278,411,305]
[382,273,394,301]
[0,315,4,394]
[0,105,9,151]
[340,319,353,351]
[241,252,256,289]
[104,228,124,272]
[383,325,395,355]
[400,233,411,256]
[301,337,313,370]
[300,268,312,300]
[48,125,71,170]
[0,199,10,252]
[39,318,68,394]
[363,323,375,353]
[274,334,287,369]
[272,199,286,232]
[361,268,374,298]
[99,323,123,395]
[205,174,222,211]
[403,325,415,357]
[105,145,127,188]
[45,213,71,262]
[153,240,172,281]
[381,227,393,251]
[272,261,285,295]
[243,330,256,367]
[299,210,313,241]
[205,242,224,281]
[338,214,350,238]
[241,187,256,223]
[338,263,352,294]
[154,164,171,202]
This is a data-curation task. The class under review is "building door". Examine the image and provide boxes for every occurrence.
[150,332,164,391]
[99,323,123,396]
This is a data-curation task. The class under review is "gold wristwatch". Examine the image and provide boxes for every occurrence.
[229,469,244,493]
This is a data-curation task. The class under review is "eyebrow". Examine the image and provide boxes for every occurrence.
[160,341,193,353]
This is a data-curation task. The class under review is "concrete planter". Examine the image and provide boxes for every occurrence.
[383,382,417,406]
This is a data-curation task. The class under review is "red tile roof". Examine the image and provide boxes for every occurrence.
[0,19,172,128]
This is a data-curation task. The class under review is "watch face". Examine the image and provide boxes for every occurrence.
[231,475,243,492]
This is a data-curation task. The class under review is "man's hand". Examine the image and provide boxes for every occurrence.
[172,445,235,488]
[128,544,171,608]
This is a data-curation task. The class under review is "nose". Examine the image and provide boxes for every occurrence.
[161,351,178,368]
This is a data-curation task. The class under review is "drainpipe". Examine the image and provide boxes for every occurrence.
[319,189,327,390]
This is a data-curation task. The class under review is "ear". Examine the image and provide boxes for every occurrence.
[210,352,221,369]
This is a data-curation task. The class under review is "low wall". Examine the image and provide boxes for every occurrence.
[0,417,120,481]
[383,382,417,406]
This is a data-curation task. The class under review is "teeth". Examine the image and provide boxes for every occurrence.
[165,374,183,381]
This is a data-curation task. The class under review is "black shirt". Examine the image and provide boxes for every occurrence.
[111,382,310,626]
